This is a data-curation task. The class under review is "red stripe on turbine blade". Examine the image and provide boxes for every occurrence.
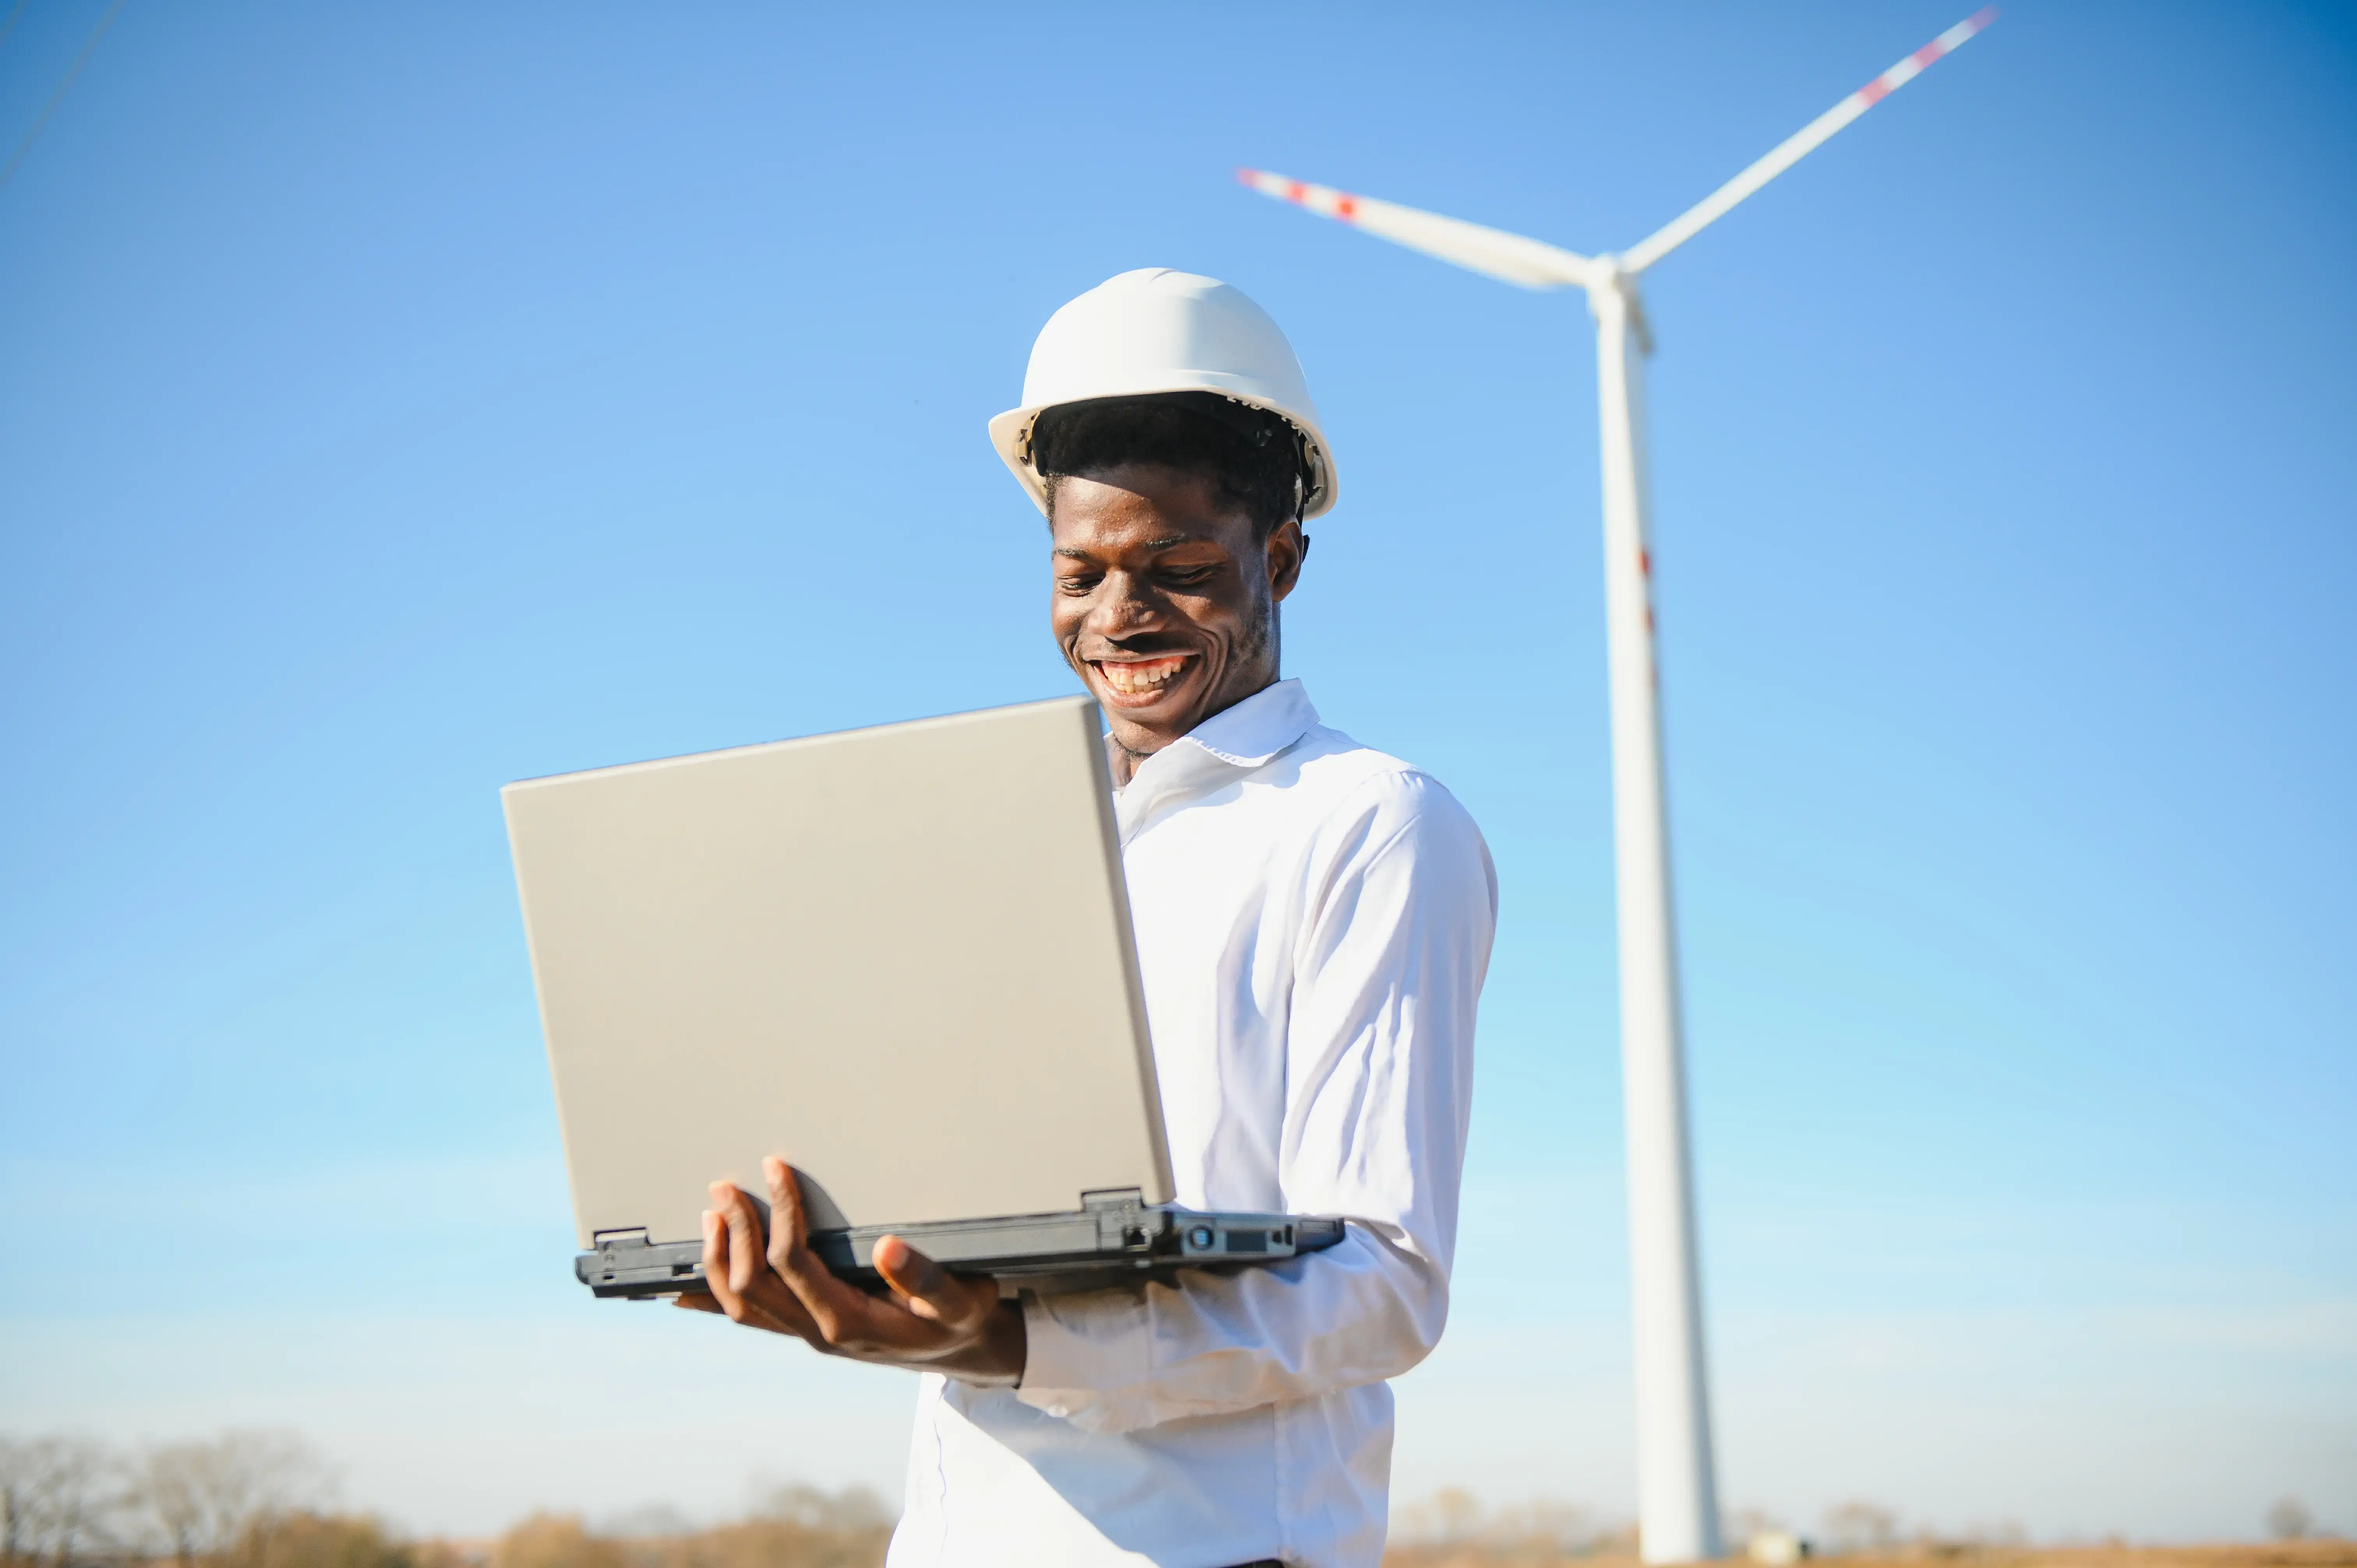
[1235,167,1261,187]
[1287,180,1307,203]
[1335,195,1358,220]
[1849,12,1998,111]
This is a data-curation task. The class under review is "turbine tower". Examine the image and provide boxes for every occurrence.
[1242,12,1997,1562]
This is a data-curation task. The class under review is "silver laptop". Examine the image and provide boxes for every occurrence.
[502,694,1342,1300]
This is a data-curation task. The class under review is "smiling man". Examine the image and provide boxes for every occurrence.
[688,270,1497,1568]
[1040,390,1308,786]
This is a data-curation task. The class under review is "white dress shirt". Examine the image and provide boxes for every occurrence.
[885,679,1497,1568]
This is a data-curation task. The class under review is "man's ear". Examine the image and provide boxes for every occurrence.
[1266,519,1308,604]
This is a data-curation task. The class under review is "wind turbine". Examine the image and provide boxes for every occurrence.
[1242,11,1997,1562]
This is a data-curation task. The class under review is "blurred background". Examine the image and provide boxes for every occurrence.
[2,0,2351,1553]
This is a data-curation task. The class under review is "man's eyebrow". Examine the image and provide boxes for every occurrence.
[1053,536,1214,561]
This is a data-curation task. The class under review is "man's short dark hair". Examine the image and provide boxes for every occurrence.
[1032,392,1306,539]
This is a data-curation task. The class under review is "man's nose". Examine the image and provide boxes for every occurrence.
[1087,569,1164,637]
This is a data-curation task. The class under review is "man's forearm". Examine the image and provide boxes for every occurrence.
[1013,1225,1448,1434]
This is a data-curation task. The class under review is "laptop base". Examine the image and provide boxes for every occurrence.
[575,1189,1344,1300]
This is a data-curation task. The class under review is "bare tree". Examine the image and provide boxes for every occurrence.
[492,1514,624,1568]
[244,1512,411,1568]
[2,1440,28,1568]
[1488,1499,1597,1552]
[747,1483,890,1533]
[126,1432,332,1568]
[1821,1501,1899,1556]
[1390,1487,1484,1545]
[0,1437,119,1568]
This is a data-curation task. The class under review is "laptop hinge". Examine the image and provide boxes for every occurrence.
[592,1227,650,1247]
[1080,1188,1151,1252]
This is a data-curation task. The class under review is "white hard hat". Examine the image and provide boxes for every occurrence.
[989,268,1339,521]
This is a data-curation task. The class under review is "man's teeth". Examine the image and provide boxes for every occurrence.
[1099,657,1188,694]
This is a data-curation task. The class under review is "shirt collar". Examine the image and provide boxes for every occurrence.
[1110,679,1320,830]
[1170,677,1319,768]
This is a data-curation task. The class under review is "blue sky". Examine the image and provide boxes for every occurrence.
[2,0,2351,1545]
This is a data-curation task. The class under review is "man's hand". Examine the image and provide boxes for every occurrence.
[675,1155,1026,1386]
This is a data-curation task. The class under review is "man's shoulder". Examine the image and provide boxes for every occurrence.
[1272,728,1495,921]
[1285,723,1422,791]
[1280,725,1483,843]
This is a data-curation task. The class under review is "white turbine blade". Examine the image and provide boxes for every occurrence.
[1620,7,1998,274]
[1238,168,1595,291]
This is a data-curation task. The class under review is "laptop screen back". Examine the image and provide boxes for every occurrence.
[504,695,1172,1248]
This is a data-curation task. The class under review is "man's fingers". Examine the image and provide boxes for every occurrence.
[874,1235,991,1330]
[763,1156,805,1273]
[761,1159,862,1338]
[742,1289,829,1343]
[761,1181,898,1347]
[713,1181,766,1296]
[678,1285,825,1343]
[739,1159,992,1359]
[694,1167,1014,1376]
[698,1204,744,1321]
[693,1160,1019,1379]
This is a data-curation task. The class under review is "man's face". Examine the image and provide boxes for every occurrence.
[1050,464,1306,771]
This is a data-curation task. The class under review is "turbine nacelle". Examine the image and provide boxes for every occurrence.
[1582,263,1655,355]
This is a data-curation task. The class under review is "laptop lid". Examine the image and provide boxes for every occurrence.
[503,694,1174,1250]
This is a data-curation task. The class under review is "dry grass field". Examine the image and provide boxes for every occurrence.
[1385,1550,2357,1568]
[476,1524,2357,1568]
[7,1431,2343,1568]
[7,1513,2346,1568]
[494,1533,2357,1568]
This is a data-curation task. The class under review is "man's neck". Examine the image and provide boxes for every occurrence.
[1110,741,1154,789]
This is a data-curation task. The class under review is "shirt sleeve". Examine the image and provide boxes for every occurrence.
[1014,770,1497,1434]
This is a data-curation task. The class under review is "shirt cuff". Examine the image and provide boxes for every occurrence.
[1014,1285,1153,1430]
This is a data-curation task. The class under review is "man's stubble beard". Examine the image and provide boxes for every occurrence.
[1112,591,1279,776]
